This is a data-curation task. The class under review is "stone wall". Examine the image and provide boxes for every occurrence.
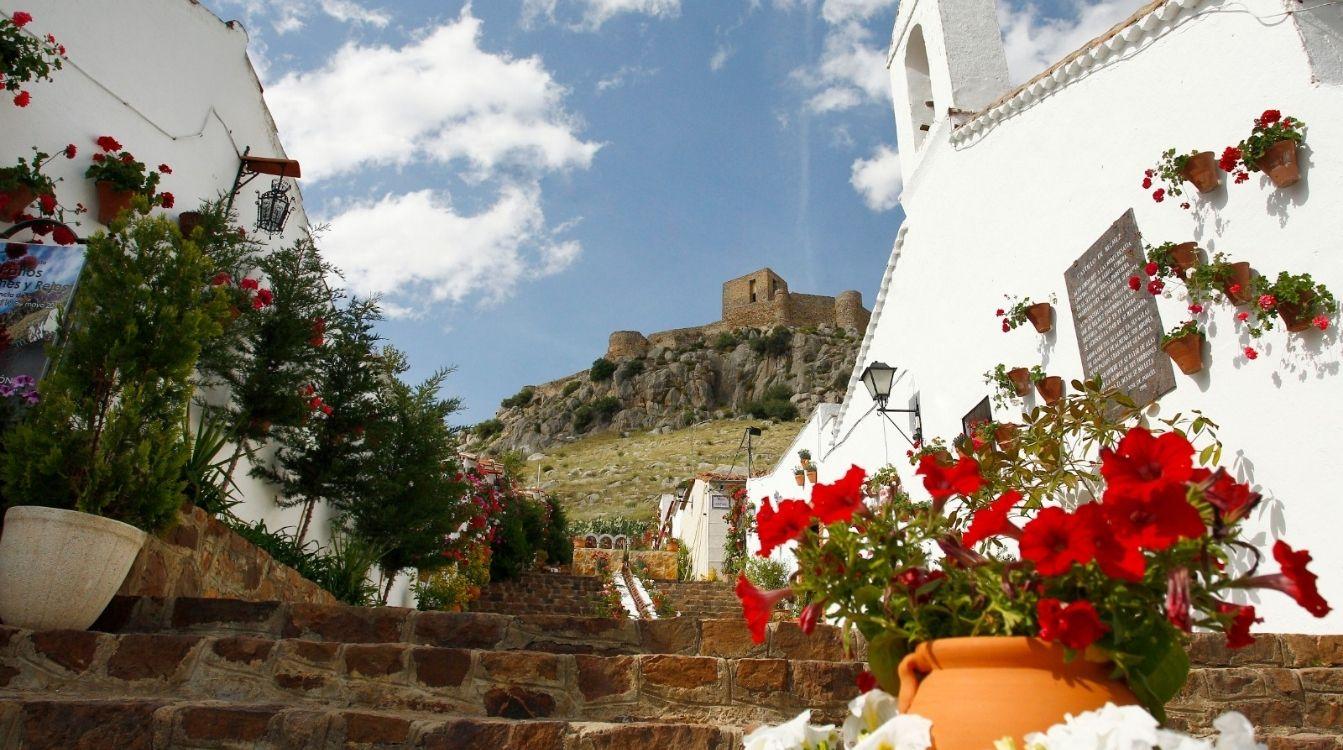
[605,331,651,360]
[117,504,337,606]
[572,549,678,580]
[722,268,788,315]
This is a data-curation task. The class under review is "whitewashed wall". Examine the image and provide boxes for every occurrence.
[773,0,1343,634]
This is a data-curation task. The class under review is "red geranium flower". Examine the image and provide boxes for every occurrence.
[1218,602,1260,649]
[1243,347,1258,360]
[1260,109,1281,125]
[1152,188,1165,203]
[95,135,122,153]
[239,277,259,290]
[856,670,877,694]
[1218,147,1241,172]
[1188,304,1203,314]
[11,11,33,27]
[1020,507,1093,576]
[158,192,175,209]
[916,454,984,505]
[1037,598,1109,651]
[1257,294,1276,311]
[1127,275,1141,291]
[1103,483,1205,551]
[756,497,813,557]
[1234,171,1249,184]
[158,164,172,174]
[64,144,77,159]
[1313,315,1329,331]
[811,464,866,525]
[13,91,30,107]
[735,574,792,644]
[961,490,1023,547]
[1001,319,1010,333]
[211,271,232,286]
[37,193,56,214]
[1244,541,1331,617]
[1236,311,1250,322]
[1100,427,1194,502]
[1141,177,1152,189]
[1147,279,1164,295]
[91,153,105,163]
[995,308,1005,316]
[51,225,77,245]
[799,601,823,634]
[1144,262,1158,276]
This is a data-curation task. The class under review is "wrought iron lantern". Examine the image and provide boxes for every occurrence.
[255,178,293,236]
[860,360,922,446]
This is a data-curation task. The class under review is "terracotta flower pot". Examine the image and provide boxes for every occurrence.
[1035,376,1064,405]
[1006,367,1032,396]
[1220,262,1253,305]
[795,474,806,487]
[1256,139,1300,188]
[1170,242,1200,279]
[805,469,818,483]
[0,185,35,223]
[96,181,137,224]
[1025,302,1053,334]
[1278,292,1315,333]
[994,423,1020,451]
[1180,150,1221,193]
[1162,333,1205,375]
[897,637,1138,750]
[178,211,203,237]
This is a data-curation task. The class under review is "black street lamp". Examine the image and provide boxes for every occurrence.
[860,360,922,447]
[255,178,293,236]
[224,147,302,237]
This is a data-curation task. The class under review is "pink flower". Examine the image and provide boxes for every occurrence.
[1313,315,1329,331]
[1244,347,1258,360]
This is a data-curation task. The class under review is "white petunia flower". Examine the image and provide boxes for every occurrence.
[1157,729,1213,750]
[744,710,840,750]
[1024,703,1159,750]
[850,714,933,750]
[1212,712,1265,750]
[842,689,901,746]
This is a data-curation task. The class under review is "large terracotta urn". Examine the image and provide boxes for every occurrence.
[897,637,1138,750]
[0,506,146,630]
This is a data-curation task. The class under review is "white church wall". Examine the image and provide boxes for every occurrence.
[810,0,1343,634]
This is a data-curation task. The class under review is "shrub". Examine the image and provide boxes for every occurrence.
[744,555,790,591]
[490,495,546,580]
[572,404,596,432]
[474,419,504,440]
[589,357,616,381]
[619,358,646,378]
[749,326,792,356]
[501,386,535,409]
[711,331,741,351]
[743,384,798,421]
[592,395,622,419]
[676,544,694,581]
[540,494,573,566]
[562,380,581,397]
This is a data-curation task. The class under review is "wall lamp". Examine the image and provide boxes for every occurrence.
[224,147,302,237]
[860,361,923,447]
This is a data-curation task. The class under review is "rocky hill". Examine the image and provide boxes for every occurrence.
[472,325,861,456]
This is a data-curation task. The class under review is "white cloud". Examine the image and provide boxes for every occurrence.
[318,0,389,27]
[850,144,903,211]
[795,20,891,113]
[522,0,681,31]
[266,7,601,182]
[214,0,389,33]
[709,46,733,72]
[595,65,659,93]
[320,186,581,312]
[821,0,896,24]
[998,0,1142,84]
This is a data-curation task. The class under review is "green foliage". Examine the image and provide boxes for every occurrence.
[619,358,645,378]
[589,357,616,381]
[569,517,655,541]
[0,13,64,96]
[749,326,792,356]
[473,419,503,440]
[1241,271,1337,338]
[1161,320,1201,346]
[562,380,581,397]
[1149,148,1199,198]
[572,404,595,432]
[744,555,789,591]
[501,386,535,409]
[225,517,378,606]
[743,384,798,421]
[181,408,241,516]
[489,494,545,580]
[711,331,742,351]
[540,494,574,566]
[2,211,226,531]
[676,543,693,582]
[592,395,621,418]
[1235,111,1305,172]
[0,147,56,196]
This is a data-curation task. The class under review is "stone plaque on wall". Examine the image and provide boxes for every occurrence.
[1064,209,1175,408]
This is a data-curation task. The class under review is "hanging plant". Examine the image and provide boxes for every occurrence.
[1160,320,1204,375]
[1222,110,1306,188]
[1144,241,1200,280]
[1030,367,1064,405]
[1142,148,1218,205]
[83,136,173,224]
[1241,272,1336,336]
[983,364,1030,408]
[996,294,1056,334]
[1184,252,1253,306]
[0,11,65,108]
[0,144,78,224]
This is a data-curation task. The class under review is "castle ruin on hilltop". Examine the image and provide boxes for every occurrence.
[605,268,871,359]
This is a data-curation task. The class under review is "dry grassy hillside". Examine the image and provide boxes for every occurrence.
[525,418,799,524]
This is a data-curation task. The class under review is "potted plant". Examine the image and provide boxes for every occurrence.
[737,381,1329,750]
[83,135,172,224]
[1143,148,1219,202]
[1161,320,1205,375]
[806,465,819,484]
[0,211,227,630]
[0,11,65,109]
[1145,241,1200,280]
[1222,110,1306,188]
[993,422,1021,451]
[0,145,76,222]
[1247,271,1337,334]
[794,466,806,486]
[997,294,1056,334]
[1186,251,1253,306]
[1029,365,1063,405]
[798,448,812,468]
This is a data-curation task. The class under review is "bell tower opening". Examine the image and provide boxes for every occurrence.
[905,25,934,151]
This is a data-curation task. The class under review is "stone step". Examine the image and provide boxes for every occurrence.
[87,596,862,660]
[0,627,862,727]
[0,695,744,749]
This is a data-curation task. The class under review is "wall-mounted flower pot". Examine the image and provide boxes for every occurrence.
[1221,262,1253,305]
[1162,334,1205,375]
[1170,242,1200,279]
[794,473,806,487]
[1180,150,1221,193]
[1025,303,1053,333]
[1278,293,1315,333]
[994,423,1020,451]
[1007,367,1032,396]
[1035,376,1064,404]
[178,211,203,237]
[805,469,818,484]
[1256,140,1300,188]
[0,506,147,631]
[95,181,137,224]
[0,185,35,223]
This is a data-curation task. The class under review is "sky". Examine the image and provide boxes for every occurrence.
[208,0,1145,426]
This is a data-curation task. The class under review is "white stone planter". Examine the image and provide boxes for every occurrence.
[0,506,146,631]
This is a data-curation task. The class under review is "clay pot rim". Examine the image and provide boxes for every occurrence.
[913,635,1106,670]
[1160,332,1203,350]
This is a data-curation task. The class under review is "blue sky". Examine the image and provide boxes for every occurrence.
[209,0,1142,425]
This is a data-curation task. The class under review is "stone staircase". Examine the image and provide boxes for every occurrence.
[0,591,865,748]
[655,581,742,619]
[469,572,609,617]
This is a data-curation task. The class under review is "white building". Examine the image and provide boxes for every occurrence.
[752,0,1343,634]
[667,471,745,579]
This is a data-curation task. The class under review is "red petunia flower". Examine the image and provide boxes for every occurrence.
[1218,602,1260,649]
[735,574,792,644]
[811,464,866,525]
[1100,427,1194,502]
[799,601,823,635]
[158,163,172,174]
[11,11,33,26]
[64,144,77,159]
[95,135,122,153]
[1144,262,1158,276]
[211,271,232,286]
[1243,346,1258,360]
[1313,315,1330,331]
[962,490,1023,547]
[1153,188,1165,203]
[1037,598,1109,651]
[1020,507,1093,576]
[239,277,259,290]
[1243,541,1331,617]
[1165,567,1192,632]
[1193,468,1261,526]
[1072,503,1145,582]
[51,225,77,245]
[856,670,877,694]
[1218,147,1242,172]
[916,454,984,506]
[13,91,30,107]
[756,497,813,558]
[256,288,274,305]
[37,193,56,214]
[1103,482,1205,551]
[1127,275,1141,291]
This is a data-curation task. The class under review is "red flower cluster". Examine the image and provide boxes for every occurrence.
[64,144,77,159]
[1243,346,1258,360]
[13,91,30,108]
[1257,294,1277,311]
[1218,146,1241,173]
[1152,188,1165,203]
[51,225,76,245]
[1254,109,1281,127]
[159,192,175,209]
[1127,275,1141,292]
[1313,315,1330,331]
[1188,303,1203,315]
[1147,278,1164,295]
[158,164,172,174]
[1037,598,1108,650]
[11,11,32,26]
[95,135,122,153]
[310,317,327,347]
[916,454,985,505]
[1234,171,1250,184]
[961,490,1022,547]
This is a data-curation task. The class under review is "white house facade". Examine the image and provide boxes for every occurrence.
[752,0,1343,634]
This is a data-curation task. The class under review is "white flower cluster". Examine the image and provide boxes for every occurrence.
[742,692,1265,750]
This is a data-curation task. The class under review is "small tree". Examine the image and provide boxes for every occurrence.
[2,211,226,531]
[589,357,616,381]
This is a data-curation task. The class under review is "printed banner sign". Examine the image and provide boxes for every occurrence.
[1,242,87,387]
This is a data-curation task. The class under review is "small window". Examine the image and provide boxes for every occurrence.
[749,279,757,303]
